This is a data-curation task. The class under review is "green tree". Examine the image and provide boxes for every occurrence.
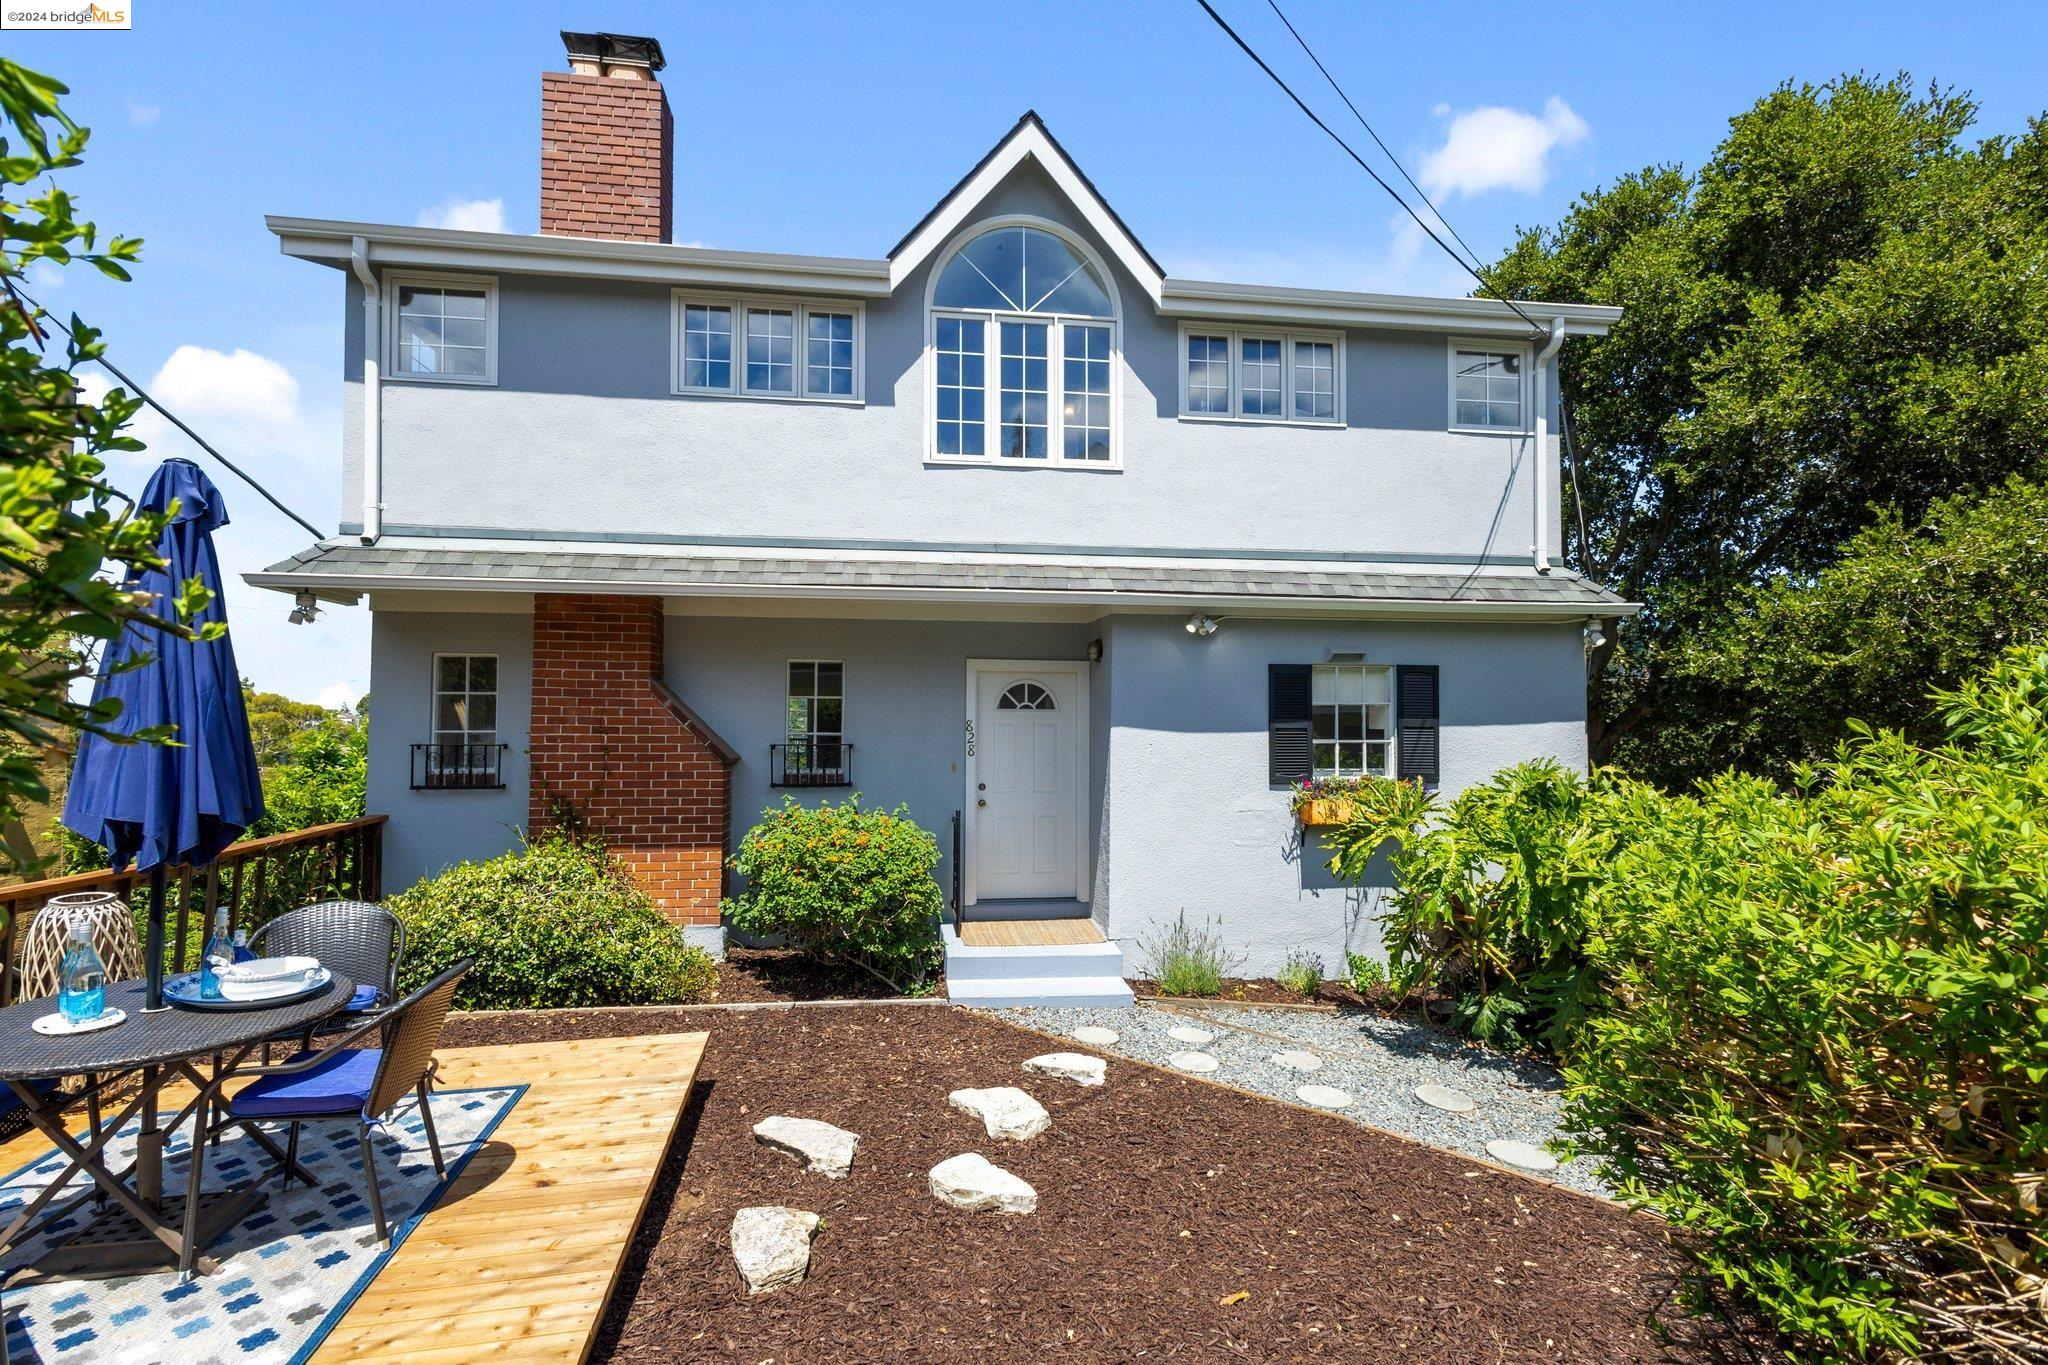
[0,59,210,873]
[1490,76,2048,786]
[1668,477,2048,776]
[244,686,366,836]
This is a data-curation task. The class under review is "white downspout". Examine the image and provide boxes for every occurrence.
[1531,316,1568,574]
[349,236,382,546]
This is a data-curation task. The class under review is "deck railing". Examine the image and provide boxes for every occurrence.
[0,815,386,1005]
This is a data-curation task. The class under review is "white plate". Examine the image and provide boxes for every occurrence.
[218,967,330,1003]
[220,954,320,984]
[33,1007,127,1036]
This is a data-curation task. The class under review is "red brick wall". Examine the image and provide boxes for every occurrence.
[539,71,673,242]
[528,595,729,925]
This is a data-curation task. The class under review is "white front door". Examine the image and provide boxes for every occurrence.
[971,668,1078,901]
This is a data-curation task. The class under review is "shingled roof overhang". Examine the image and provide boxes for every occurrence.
[249,541,1637,621]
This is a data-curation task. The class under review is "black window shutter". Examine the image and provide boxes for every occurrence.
[1268,664,1313,784]
[1396,665,1440,789]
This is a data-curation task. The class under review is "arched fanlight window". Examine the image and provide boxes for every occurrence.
[997,681,1056,711]
[930,223,1118,466]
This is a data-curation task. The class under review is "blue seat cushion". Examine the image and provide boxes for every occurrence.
[346,984,382,1012]
[0,1077,65,1120]
[230,1047,381,1120]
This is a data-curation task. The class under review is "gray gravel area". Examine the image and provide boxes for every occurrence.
[983,999,1608,1197]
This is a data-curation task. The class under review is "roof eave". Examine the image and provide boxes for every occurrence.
[243,567,1639,621]
[1161,278,1622,336]
[266,216,894,297]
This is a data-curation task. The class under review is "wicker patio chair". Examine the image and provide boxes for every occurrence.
[221,959,471,1245]
[248,900,404,1018]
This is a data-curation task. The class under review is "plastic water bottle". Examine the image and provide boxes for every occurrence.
[200,908,234,1000]
[58,916,106,1025]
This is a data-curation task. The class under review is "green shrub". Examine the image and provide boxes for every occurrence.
[1276,950,1323,998]
[1140,913,1239,997]
[1327,647,2048,1358]
[391,835,717,1010]
[1327,760,1609,1052]
[1345,952,1387,994]
[722,795,943,991]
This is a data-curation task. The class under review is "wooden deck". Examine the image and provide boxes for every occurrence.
[313,1032,704,1362]
[959,917,1104,947]
[0,1030,705,1364]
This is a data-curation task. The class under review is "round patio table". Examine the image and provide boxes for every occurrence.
[0,972,353,1278]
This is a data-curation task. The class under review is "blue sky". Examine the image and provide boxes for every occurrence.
[10,0,2045,707]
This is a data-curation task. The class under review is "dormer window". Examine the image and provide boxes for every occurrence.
[928,221,1120,467]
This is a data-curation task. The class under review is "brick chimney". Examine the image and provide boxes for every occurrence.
[540,31,673,242]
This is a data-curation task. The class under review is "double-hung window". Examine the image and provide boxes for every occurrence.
[929,223,1120,466]
[673,294,863,402]
[1179,326,1344,425]
[1311,663,1392,778]
[388,273,497,384]
[420,654,502,788]
[1449,342,1527,432]
[781,661,849,786]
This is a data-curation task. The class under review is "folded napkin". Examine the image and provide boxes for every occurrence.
[219,955,319,985]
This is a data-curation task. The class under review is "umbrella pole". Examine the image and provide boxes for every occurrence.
[144,862,167,1012]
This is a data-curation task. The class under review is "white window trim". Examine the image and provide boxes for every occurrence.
[384,271,499,387]
[927,308,1123,469]
[670,291,865,405]
[1176,323,1346,427]
[1310,661,1397,780]
[784,658,845,744]
[1446,336,1533,436]
[430,652,499,741]
[921,213,1125,472]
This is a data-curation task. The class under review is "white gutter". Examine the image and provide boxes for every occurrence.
[1531,316,1569,574]
[349,236,382,545]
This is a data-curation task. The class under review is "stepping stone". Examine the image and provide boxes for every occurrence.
[1168,1051,1219,1073]
[751,1116,859,1178]
[929,1153,1038,1214]
[949,1086,1051,1141]
[1414,1084,1477,1115]
[1072,1025,1120,1047]
[1295,1084,1354,1109]
[1270,1049,1323,1072]
[1486,1139,1559,1172]
[730,1206,820,1294]
[1167,1025,1216,1045]
[1023,1052,1107,1087]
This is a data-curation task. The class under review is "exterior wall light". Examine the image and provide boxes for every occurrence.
[1584,619,1607,649]
[1086,638,1103,663]
[1185,614,1219,638]
[288,589,323,625]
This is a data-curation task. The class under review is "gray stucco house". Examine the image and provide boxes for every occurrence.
[250,32,1630,1005]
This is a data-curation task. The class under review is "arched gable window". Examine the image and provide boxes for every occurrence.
[929,222,1118,466]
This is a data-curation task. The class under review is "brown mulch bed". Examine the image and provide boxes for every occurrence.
[711,947,908,1003]
[1133,976,1381,1010]
[441,1005,1761,1362]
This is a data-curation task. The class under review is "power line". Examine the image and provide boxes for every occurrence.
[1261,0,1489,277]
[9,284,327,541]
[1192,0,1546,338]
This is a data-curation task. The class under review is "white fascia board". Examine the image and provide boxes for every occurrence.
[1161,278,1621,336]
[243,568,1639,620]
[267,216,893,297]
[885,124,1164,303]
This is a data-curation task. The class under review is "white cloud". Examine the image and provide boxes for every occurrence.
[1420,96,1588,199]
[127,100,160,126]
[149,345,299,429]
[417,197,506,233]
[316,681,359,712]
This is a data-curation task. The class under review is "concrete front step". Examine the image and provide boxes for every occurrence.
[942,925,1134,1007]
[946,974,1136,1008]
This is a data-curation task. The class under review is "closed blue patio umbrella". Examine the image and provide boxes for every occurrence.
[62,458,264,1010]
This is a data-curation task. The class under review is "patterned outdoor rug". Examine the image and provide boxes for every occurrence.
[0,1083,524,1363]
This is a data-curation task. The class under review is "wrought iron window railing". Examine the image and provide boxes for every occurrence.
[411,741,509,790]
[771,740,852,788]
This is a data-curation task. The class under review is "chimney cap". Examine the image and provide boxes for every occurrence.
[560,31,666,74]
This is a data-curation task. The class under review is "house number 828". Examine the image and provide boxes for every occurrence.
[964,719,976,757]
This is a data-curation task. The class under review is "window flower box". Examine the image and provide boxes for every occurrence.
[1290,776,1417,828]
[1297,798,1357,827]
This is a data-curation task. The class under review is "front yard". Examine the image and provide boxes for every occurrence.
[444,1003,1754,1362]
